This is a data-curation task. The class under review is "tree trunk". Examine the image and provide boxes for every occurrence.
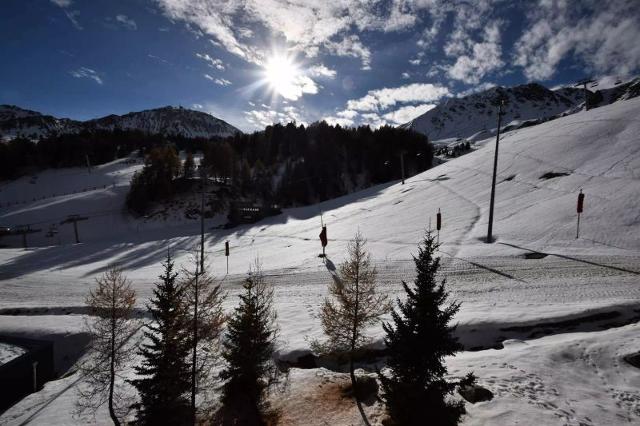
[109,294,120,426]
[191,270,199,425]
[350,259,371,426]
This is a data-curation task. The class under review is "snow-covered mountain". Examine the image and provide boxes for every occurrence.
[590,77,640,107]
[0,105,81,141]
[404,77,640,144]
[404,83,584,144]
[85,106,240,138]
[0,105,241,141]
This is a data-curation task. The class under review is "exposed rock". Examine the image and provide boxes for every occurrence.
[458,384,494,403]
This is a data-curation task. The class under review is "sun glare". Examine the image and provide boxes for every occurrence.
[263,54,300,99]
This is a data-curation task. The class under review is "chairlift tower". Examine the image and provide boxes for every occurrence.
[60,214,89,244]
[14,225,42,248]
[575,78,597,111]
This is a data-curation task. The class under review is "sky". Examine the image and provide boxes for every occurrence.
[1,0,639,132]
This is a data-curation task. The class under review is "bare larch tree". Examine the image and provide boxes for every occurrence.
[78,265,137,426]
[313,232,391,426]
[180,251,226,422]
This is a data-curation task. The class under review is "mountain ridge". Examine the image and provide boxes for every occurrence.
[0,105,241,141]
[404,77,640,144]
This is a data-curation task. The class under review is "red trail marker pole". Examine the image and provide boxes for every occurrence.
[576,189,585,239]
[436,208,442,245]
[225,240,229,274]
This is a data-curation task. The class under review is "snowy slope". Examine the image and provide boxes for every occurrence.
[0,92,639,342]
[0,105,241,141]
[1,96,640,425]
[2,96,638,255]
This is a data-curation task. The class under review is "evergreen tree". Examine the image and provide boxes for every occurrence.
[131,251,191,426]
[183,152,195,179]
[380,231,466,426]
[218,261,280,425]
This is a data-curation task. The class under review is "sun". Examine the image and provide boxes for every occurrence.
[263,53,300,100]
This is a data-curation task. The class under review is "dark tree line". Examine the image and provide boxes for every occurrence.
[0,130,215,181]
[126,146,182,215]
[201,122,432,206]
[2,121,432,218]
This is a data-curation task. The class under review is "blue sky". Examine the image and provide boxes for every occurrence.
[1,0,639,132]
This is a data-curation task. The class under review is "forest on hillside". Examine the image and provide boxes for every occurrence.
[127,122,432,214]
[0,121,432,214]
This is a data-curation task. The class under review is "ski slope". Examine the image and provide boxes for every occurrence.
[2,96,639,268]
[1,97,640,424]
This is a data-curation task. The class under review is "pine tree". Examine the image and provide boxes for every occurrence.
[78,266,137,426]
[131,251,191,426]
[183,152,195,179]
[218,261,280,425]
[312,232,391,426]
[380,231,466,426]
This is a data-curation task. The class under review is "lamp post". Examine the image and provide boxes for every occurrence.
[486,99,505,243]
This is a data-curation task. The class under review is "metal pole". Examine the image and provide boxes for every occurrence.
[200,171,205,273]
[32,361,38,392]
[486,101,504,243]
[73,221,79,243]
[191,264,198,425]
[400,152,405,185]
[576,213,581,239]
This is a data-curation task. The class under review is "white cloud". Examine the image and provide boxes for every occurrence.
[346,83,451,112]
[153,0,439,69]
[214,78,232,86]
[308,64,337,79]
[447,23,504,84]
[148,54,170,64]
[514,0,640,80]
[50,0,83,30]
[63,9,82,30]
[383,104,437,125]
[196,53,225,70]
[337,109,358,119]
[324,116,355,127]
[244,104,307,128]
[70,67,103,85]
[277,75,319,101]
[50,0,72,6]
[115,14,137,30]
[326,35,372,70]
[401,72,410,79]
[457,82,497,97]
